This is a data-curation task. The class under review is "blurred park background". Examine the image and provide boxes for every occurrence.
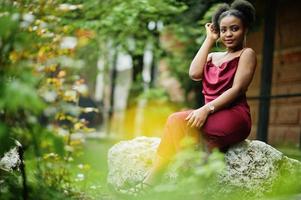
[0,0,301,199]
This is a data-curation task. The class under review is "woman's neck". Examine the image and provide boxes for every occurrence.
[227,44,244,53]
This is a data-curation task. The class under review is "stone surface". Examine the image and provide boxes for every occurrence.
[219,140,301,194]
[107,137,301,194]
[0,147,21,172]
[107,136,160,190]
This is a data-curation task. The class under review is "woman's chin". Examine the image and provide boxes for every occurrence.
[225,44,243,50]
[225,43,236,48]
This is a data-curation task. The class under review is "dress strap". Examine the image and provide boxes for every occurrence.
[239,48,248,57]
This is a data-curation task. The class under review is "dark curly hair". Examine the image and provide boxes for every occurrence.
[212,0,255,33]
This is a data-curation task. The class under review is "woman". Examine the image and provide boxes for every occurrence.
[129,0,256,193]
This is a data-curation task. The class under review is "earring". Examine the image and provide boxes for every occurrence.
[215,38,220,49]
[243,34,247,47]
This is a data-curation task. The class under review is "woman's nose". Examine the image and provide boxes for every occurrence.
[226,30,232,36]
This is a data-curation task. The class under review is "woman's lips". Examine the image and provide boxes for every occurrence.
[225,40,234,44]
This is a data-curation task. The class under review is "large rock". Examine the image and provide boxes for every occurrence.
[107,136,160,189]
[107,137,301,194]
[219,140,301,195]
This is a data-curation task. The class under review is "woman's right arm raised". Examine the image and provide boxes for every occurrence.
[189,23,218,81]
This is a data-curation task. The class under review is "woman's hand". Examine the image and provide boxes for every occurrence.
[205,23,219,42]
[185,106,210,128]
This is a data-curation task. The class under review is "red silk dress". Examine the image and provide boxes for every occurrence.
[157,54,252,159]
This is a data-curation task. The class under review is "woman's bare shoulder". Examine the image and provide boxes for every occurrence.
[241,48,256,59]
[207,51,224,61]
[239,48,257,66]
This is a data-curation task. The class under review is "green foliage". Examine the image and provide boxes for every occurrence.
[0,171,23,200]
[138,88,169,102]
[82,0,186,49]
[2,79,45,113]
[0,0,100,199]
[0,123,10,154]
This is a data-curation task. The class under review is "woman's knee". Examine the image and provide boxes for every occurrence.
[167,111,190,125]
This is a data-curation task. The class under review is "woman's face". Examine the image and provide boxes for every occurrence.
[219,15,246,50]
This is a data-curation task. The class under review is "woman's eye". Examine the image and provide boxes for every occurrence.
[220,29,226,33]
[231,26,239,31]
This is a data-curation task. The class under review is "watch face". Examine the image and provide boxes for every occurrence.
[209,105,214,112]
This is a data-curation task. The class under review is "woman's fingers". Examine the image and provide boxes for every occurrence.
[195,120,201,128]
[196,121,204,128]
[193,118,204,128]
[191,119,199,128]
[187,111,198,127]
[186,109,206,128]
[187,112,197,126]
[205,23,212,31]
[205,22,211,27]
[185,111,193,121]
[190,117,205,128]
[187,115,194,126]
[190,115,200,128]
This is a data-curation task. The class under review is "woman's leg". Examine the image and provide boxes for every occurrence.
[143,110,201,185]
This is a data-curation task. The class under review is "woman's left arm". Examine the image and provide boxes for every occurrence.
[186,48,257,128]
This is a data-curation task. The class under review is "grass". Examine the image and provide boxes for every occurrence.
[71,138,117,199]
[276,145,301,161]
[22,137,301,200]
